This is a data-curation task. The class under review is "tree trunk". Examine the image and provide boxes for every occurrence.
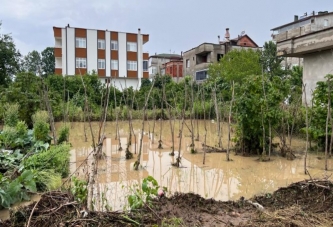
[227,81,234,161]
[134,80,155,170]
[303,84,309,174]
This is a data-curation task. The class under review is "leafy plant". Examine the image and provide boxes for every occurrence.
[24,143,70,177]
[0,126,18,149]
[0,149,23,173]
[127,176,166,210]
[32,169,62,191]
[71,176,88,204]
[32,111,51,143]
[3,103,19,127]
[57,124,69,144]
[0,170,37,208]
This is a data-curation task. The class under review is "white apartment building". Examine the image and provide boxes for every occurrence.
[53,25,149,89]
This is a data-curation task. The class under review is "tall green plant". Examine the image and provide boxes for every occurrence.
[3,103,19,127]
[32,111,50,142]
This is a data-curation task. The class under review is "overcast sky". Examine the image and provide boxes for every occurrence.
[0,0,332,56]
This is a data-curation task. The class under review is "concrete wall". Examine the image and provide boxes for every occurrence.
[105,31,111,77]
[61,28,67,75]
[137,33,143,87]
[67,27,75,75]
[118,32,127,78]
[100,78,140,90]
[277,27,333,57]
[303,49,333,104]
[87,30,97,73]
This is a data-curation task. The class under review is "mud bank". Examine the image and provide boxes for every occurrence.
[2,179,333,227]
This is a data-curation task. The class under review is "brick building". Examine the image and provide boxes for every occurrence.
[164,60,183,82]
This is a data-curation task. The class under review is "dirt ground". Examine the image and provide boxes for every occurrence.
[2,179,333,227]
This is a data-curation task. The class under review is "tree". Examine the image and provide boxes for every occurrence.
[0,22,21,87]
[261,41,285,79]
[41,47,55,76]
[208,49,261,83]
[22,50,42,75]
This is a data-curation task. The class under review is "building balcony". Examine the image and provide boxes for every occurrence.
[54,47,62,58]
[276,26,333,57]
[195,43,214,55]
[194,62,211,71]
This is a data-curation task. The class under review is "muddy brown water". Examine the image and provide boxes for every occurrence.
[66,120,332,211]
[0,120,332,219]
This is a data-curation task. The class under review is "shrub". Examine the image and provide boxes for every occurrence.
[57,124,70,144]
[15,121,28,138]
[32,169,62,191]
[24,143,71,178]
[32,111,50,142]
[0,126,18,149]
[3,103,19,127]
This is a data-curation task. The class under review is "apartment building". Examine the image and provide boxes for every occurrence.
[53,25,149,89]
[148,53,182,78]
[271,10,333,103]
[183,28,259,82]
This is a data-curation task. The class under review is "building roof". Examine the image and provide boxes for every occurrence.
[149,53,182,59]
[183,42,219,54]
[220,34,259,47]
[53,26,149,36]
[271,11,333,31]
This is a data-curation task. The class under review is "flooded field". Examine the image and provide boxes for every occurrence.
[65,120,333,211]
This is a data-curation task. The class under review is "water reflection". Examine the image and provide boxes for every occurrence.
[65,120,332,211]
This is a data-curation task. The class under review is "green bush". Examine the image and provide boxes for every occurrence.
[57,124,70,144]
[32,169,62,191]
[3,103,19,127]
[0,126,18,149]
[32,111,50,142]
[24,143,71,178]
[15,121,28,138]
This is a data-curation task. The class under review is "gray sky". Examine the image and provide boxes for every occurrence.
[0,0,332,56]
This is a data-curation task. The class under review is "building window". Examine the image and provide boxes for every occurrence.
[195,70,208,81]
[186,59,190,68]
[143,60,148,71]
[217,54,224,62]
[98,39,105,49]
[76,58,86,68]
[98,59,105,69]
[152,66,157,74]
[170,67,173,74]
[324,19,328,27]
[75,38,86,48]
[111,40,118,50]
[127,61,137,71]
[111,60,118,70]
[127,42,137,52]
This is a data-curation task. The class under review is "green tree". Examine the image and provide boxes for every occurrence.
[234,74,288,154]
[0,22,21,87]
[41,47,55,76]
[261,41,285,79]
[22,50,42,75]
[208,49,261,83]
[1,72,42,127]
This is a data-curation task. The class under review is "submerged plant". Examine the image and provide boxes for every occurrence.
[71,176,88,205]
[127,176,167,210]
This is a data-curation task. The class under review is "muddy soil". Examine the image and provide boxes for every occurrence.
[2,179,333,227]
